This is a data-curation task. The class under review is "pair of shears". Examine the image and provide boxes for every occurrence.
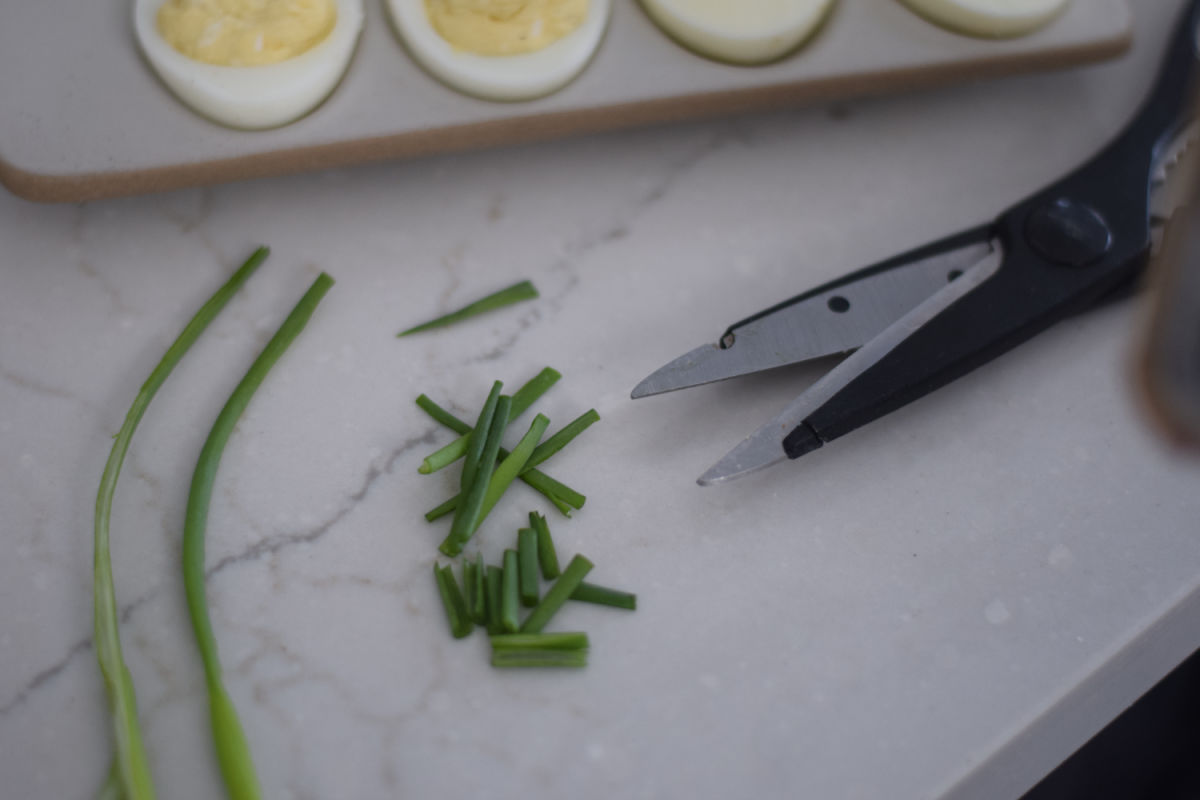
[632,0,1200,486]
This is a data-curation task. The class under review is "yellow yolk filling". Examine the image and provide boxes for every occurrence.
[157,0,337,66]
[424,0,588,56]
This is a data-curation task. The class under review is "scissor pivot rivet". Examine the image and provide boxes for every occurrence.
[1025,197,1113,268]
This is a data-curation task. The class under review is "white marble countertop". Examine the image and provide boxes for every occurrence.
[4,4,1200,798]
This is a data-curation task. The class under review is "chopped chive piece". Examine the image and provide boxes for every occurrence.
[476,414,550,524]
[470,553,486,623]
[94,247,267,800]
[415,394,465,432]
[434,564,474,639]
[508,367,561,419]
[461,558,478,624]
[415,381,584,515]
[490,632,588,651]
[530,511,560,579]
[524,472,585,510]
[461,381,503,491]
[523,409,600,473]
[398,279,539,337]
[485,565,504,635]
[570,582,637,610]
[491,650,587,668]
[543,493,574,518]
[424,496,457,523]
[417,368,559,474]
[520,555,593,634]
[439,395,511,557]
[184,271,333,800]
[500,550,520,634]
[518,528,539,607]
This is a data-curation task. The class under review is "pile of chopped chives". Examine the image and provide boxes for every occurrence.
[432,514,636,667]
[415,372,634,666]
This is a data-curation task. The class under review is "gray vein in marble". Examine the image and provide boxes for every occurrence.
[0,361,80,402]
[0,427,438,720]
[468,128,737,366]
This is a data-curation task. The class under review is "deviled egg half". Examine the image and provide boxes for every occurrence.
[134,0,365,129]
[639,0,836,65]
[898,0,1070,38]
[386,0,613,101]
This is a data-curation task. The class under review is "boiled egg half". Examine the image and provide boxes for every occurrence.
[639,0,836,64]
[133,0,364,129]
[386,0,612,101]
[898,0,1069,37]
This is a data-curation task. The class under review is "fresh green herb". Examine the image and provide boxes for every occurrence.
[485,565,504,635]
[470,552,486,624]
[439,396,510,557]
[520,555,593,634]
[422,411,594,520]
[490,650,588,668]
[571,582,637,610]
[94,246,268,800]
[184,271,333,800]
[417,367,559,474]
[398,279,538,337]
[523,409,600,474]
[518,528,539,607]
[530,511,560,579]
[434,564,475,639]
[476,414,550,523]
[461,381,503,491]
[500,550,521,633]
[461,558,479,624]
[490,632,589,651]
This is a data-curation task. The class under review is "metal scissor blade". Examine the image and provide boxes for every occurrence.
[631,238,995,399]
[699,244,1005,485]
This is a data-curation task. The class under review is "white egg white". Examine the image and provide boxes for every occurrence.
[639,0,835,64]
[386,0,612,101]
[133,0,364,129]
[899,0,1069,37]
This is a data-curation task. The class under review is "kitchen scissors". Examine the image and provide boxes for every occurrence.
[632,0,1200,485]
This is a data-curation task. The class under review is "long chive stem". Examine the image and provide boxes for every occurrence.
[461,381,502,491]
[530,511,560,579]
[520,555,593,634]
[485,565,504,635]
[570,582,637,610]
[94,246,268,800]
[183,271,333,800]
[398,279,538,337]
[439,396,510,557]
[500,550,520,634]
[490,632,588,651]
[490,650,588,668]
[518,528,539,607]
[417,368,559,474]
[434,564,474,639]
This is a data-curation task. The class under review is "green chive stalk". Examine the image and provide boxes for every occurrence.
[417,368,559,474]
[94,246,268,800]
[520,555,593,634]
[518,528,539,607]
[570,582,637,610]
[398,279,538,337]
[421,410,597,520]
[183,272,333,800]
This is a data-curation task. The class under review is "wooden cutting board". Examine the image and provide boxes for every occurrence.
[0,0,1131,203]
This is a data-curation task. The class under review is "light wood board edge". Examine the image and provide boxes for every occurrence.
[0,32,1130,205]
